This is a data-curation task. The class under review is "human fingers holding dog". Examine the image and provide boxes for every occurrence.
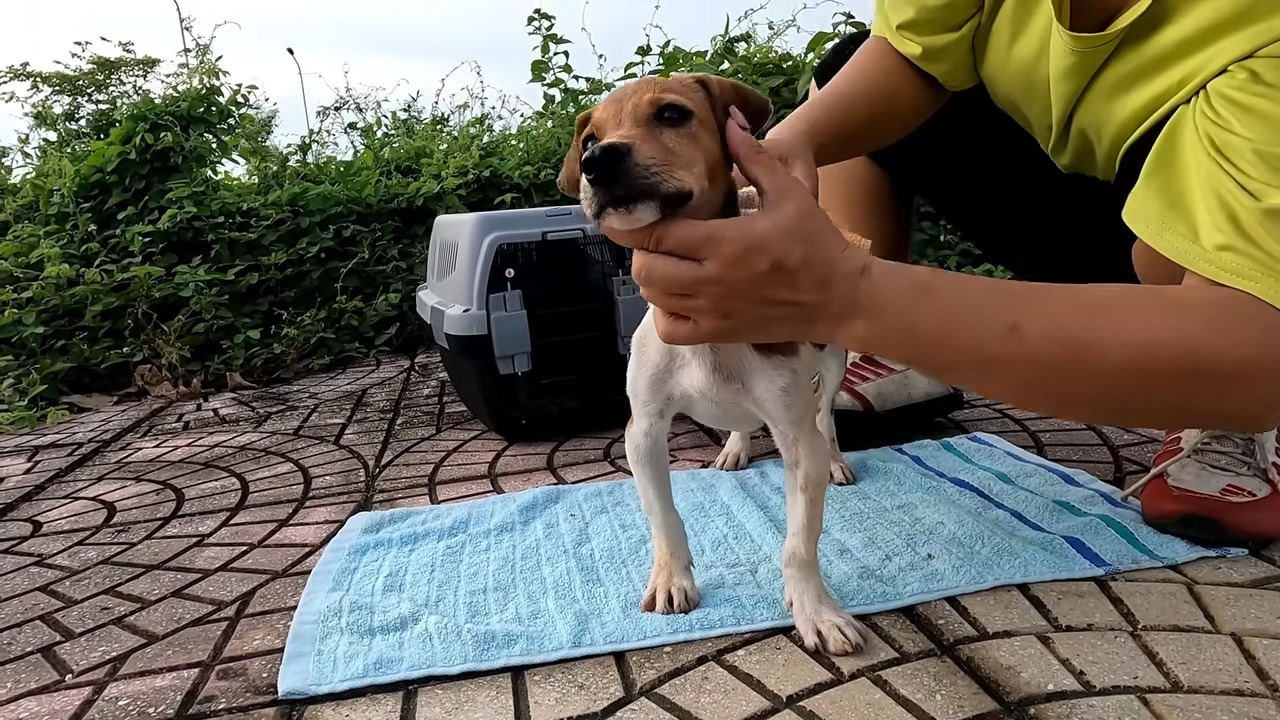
[729,105,819,197]
[604,115,869,347]
[732,135,820,198]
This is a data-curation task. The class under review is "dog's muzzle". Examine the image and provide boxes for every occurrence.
[582,141,692,218]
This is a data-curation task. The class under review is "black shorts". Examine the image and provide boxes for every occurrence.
[812,29,1167,284]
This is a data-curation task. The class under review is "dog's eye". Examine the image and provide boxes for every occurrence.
[654,103,692,128]
[581,133,598,152]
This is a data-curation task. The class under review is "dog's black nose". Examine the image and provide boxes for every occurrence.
[580,142,632,188]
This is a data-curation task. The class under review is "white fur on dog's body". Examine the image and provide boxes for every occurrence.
[625,305,867,654]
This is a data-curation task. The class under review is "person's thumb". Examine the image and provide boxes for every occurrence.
[725,108,796,199]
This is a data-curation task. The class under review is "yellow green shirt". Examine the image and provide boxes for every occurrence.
[871,0,1280,309]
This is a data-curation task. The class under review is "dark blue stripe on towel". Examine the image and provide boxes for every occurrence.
[895,447,1114,572]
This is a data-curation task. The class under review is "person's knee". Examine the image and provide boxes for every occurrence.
[1132,239,1187,285]
[818,156,912,261]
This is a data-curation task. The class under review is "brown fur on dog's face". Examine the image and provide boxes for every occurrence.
[557,74,773,229]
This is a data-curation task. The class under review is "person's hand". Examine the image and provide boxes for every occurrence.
[601,108,873,346]
[731,124,819,198]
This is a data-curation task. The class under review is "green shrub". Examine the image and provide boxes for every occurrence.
[0,4,996,430]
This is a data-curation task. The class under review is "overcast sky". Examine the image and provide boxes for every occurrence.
[0,0,874,145]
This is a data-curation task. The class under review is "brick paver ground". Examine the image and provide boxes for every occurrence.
[1,350,1278,720]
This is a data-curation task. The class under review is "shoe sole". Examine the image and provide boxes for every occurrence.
[833,388,967,450]
[835,388,966,426]
[1143,512,1270,550]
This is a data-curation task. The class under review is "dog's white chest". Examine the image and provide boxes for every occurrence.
[661,347,760,432]
[678,395,761,434]
[627,313,818,433]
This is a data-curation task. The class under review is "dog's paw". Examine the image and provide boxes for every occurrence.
[828,456,855,486]
[713,435,753,472]
[785,583,867,656]
[790,601,868,656]
[642,562,700,614]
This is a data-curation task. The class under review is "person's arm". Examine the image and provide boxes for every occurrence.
[603,75,1280,433]
[832,44,1280,433]
[769,0,986,166]
[608,121,1280,432]
[768,35,951,167]
[841,260,1280,432]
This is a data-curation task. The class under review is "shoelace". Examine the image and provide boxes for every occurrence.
[1120,430,1270,500]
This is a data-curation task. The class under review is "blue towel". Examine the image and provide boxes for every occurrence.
[278,432,1241,698]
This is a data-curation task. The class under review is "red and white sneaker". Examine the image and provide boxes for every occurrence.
[817,352,963,431]
[834,353,956,413]
[1122,429,1280,546]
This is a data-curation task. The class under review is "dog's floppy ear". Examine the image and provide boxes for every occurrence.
[683,73,774,136]
[557,108,595,197]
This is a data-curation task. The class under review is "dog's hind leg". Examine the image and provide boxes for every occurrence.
[763,381,868,655]
[714,429,758,471]
[626,412,699,614]
[817,347,854,485]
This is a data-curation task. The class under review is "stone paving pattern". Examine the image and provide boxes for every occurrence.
[1,351,1279,720]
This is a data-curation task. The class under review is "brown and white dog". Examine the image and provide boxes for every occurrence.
[557,73,867,655]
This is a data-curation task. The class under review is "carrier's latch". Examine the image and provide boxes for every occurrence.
[611,276,647,354]
[489,290,532,374]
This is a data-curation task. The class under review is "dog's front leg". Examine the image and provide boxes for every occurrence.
[626,413,700,614]
[769,413,868,655]
[816,347,854,485]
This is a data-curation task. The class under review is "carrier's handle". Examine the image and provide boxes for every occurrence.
[489,290,532,374]
[611,276,647,355]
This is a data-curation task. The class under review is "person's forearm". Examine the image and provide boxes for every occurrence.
[843,259,1280,432]
[769,35,950,168]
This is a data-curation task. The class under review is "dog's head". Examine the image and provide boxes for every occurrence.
[557,73,773,230]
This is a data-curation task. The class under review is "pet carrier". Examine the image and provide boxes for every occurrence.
[415,205,645,440]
